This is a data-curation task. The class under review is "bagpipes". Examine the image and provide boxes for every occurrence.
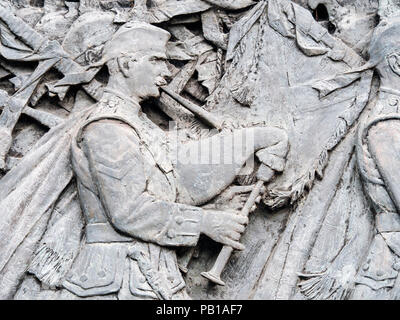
[162,86,276,286]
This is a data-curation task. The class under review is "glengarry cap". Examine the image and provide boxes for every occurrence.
[102,21,171,61]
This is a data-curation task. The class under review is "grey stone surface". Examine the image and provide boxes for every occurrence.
[1,0,400,300]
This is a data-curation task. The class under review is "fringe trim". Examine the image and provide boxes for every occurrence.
[28,244,72,288]
[264,70,373,209]
[130,249,173,300]
[298,271,353,300]
[263,117,349,209]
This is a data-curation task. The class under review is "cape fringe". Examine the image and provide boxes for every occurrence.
[28,244,72,288]
[264,70,373,209]
[298,271,353,300]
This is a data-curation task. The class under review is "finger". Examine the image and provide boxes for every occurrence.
[250,205,257,212]
[231,223,245,233]
[232,205,243,211]
[223,237,245,251]
[232,215,249,225]
[225,190,235,200]
[255,196,261,204]
[239,195,248,202]
[228,231,241,241]
[234,185,254,194]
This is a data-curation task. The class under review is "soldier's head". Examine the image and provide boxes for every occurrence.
[103,21,172,100]
[367,16,400,83]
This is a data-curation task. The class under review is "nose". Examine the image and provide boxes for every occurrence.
[161,63,172,80]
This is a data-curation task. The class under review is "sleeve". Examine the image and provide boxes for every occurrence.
[367,118,400,214]
[81,119,203,247]
[255,128,289,172]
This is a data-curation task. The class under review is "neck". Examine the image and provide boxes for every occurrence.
[106,76,142,105]
[104,88,137,108]
[104,86,142,115]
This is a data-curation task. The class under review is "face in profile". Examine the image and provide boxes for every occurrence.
[121,51,171,100]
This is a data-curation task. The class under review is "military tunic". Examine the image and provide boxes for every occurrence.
[65,89,204,299]
[355,88,400,299]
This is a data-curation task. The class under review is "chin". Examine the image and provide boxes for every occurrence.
[150,87,161,98]
[140,88,160,100]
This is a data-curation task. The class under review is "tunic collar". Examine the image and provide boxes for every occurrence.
[102,87,141,111]
[380,87,400,98]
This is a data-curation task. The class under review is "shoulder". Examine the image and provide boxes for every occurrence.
[79,119,143,166]
[81,119,141,148]
[80,119,146,179]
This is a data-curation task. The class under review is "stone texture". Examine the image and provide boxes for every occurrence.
[1,0,400,300]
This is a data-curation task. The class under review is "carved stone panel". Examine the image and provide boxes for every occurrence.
[1,0,400,300]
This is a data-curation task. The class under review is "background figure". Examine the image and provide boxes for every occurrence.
[355,14,400,299]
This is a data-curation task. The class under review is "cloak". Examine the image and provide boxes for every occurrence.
[0,109,91,299]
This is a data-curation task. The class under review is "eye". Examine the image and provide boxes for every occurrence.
[150,57,166,62]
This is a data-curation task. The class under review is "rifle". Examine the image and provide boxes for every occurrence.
[0,7,103,169]
[0,7,103,101]
[0,89,62,128]
[160,86,275,286]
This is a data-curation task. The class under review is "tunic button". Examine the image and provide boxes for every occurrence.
[389,97,399,106]
[362,263,369,271]
[98,271,106,278]
[167,229,176,239]
[80,275,88,282]
[376,270,383,277]
[175,216,184,225]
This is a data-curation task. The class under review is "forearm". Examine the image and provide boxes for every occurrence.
[109,192,203,247]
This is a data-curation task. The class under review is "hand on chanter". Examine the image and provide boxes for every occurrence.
[200,209,248,250]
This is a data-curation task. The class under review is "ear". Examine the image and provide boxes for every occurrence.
[117,55,133,78]
[85,48,101,65]
[388,53,400,77]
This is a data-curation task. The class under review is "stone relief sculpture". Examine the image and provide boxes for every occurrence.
[0,0,399,300]
[353,9,400,299]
